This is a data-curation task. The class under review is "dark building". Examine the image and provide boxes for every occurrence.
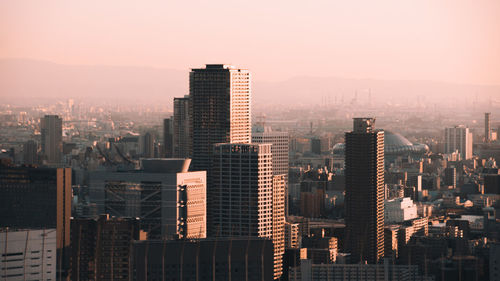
[142,132,155,158]
[23,139,38,165]
[41,114,63,165]
[0,166,72,279]
[70,215,140,281]
[190,64,251,173]
[485,175,500,194]
[311,138,322,154]
[133,237,273,281]
[163,118,173,158]
[173,95,192,158]
[444,167,457,189]
[345,118,384,264]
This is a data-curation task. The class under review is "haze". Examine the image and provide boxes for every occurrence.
[1,0,499,85]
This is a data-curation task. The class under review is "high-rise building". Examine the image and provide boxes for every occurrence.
[285,222,300,249]
[173,95,192,158]
[345,118,384,264]
[252,127,290,214]
[142,132,155,158]
[70,215,140,281]
[41,115,62,165]
[210,143,272,237]
[272,175,286,279]
[486,112,491,143]
[0,166,72,279]
[23,140,38,165]
[163,118,173,157]
[444,167,457,188]
[190,64,251,172]
[0,229,57,281]
[444,125,473,160]
[88,159,206,239]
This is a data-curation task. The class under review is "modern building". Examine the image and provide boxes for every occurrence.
[0,228,57,281]
[70,215,140,281]
[88,159,206,239]
[23,140,38,165]
[190,64,251,173]
[285,222,300,249]
[490,243,500,281]
[133,237,274,281]
[0,166,72,279]
[210,143,272,238]
[486,112,491,143]
[344,118,384,264]
[289,258,432,281]
[385,197,418,223]
[142,132,155,158]
[163,118,173,158]
[173,95,192,158]
[272,175,286,279]
[252,127,290,214]
[444,125,473,160]
[444,167,457,189]
[484,174,500,194]
[40,115,62,165]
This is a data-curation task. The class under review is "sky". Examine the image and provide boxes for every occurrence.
[1,0,499,84]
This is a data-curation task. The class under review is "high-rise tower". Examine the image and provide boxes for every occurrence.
[345,118,384,264]
[173,95,192,158]
[163,118,173,157]
[444,125,473,160]
[486,112,491,143]
[190,64,251,172]
[41,115,62,165]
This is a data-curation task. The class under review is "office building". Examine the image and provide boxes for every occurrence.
[289,259,432,281]
[190,64,251,172]
[0,166,72,279]
[285,222,300,249]
[486,112,491,143]
[252,127,290,214]
[41,115,62,165]
[142,132,155,158]
[444,125,473,160]
[133,238,274,281]
[345,118,384,264]
[272,175,286,279]
[23,140,38,165]
[88,159,206,239]
[70,215,140,281]
[0,228,57,281]
[444,167,457,188]
[163,118,173,157]
[173,95,192,158]
[210,143,272,237]
[385,197,418,223]
[484,174,500,194]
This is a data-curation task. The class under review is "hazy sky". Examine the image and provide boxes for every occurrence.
[1,0,499,84]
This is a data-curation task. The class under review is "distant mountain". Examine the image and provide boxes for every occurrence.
[1,59,499,107]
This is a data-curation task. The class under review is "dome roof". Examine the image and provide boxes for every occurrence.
[385,131,413,147]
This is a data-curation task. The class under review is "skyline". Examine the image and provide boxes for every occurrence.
[1,0,500,85]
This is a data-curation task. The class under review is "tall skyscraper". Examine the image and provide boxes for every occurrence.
[0,166,72,279]
[190,64,251,172]
[211,143,272,238]
[142,131,155,158]
[163,118,173,157]
[173,95,192,158]
[485,112,491,143]
[23,140,38,165]
[345,118,384,264]
[252,127,290,215]
[41,115,62,165]
[444,125,473,160]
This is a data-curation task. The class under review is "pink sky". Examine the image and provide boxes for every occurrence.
[1,0,499,84]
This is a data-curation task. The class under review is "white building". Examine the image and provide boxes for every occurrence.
[444,125,473,160]
[385,197,418,223]
[0,229,56,281]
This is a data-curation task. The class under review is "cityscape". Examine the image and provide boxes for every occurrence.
[1,1,500,281]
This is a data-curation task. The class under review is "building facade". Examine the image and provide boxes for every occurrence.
[41,115,62,165]
[163,118,173,158]
[345,118,385,264]
[444,125,473,160]
[173,95,192,158]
